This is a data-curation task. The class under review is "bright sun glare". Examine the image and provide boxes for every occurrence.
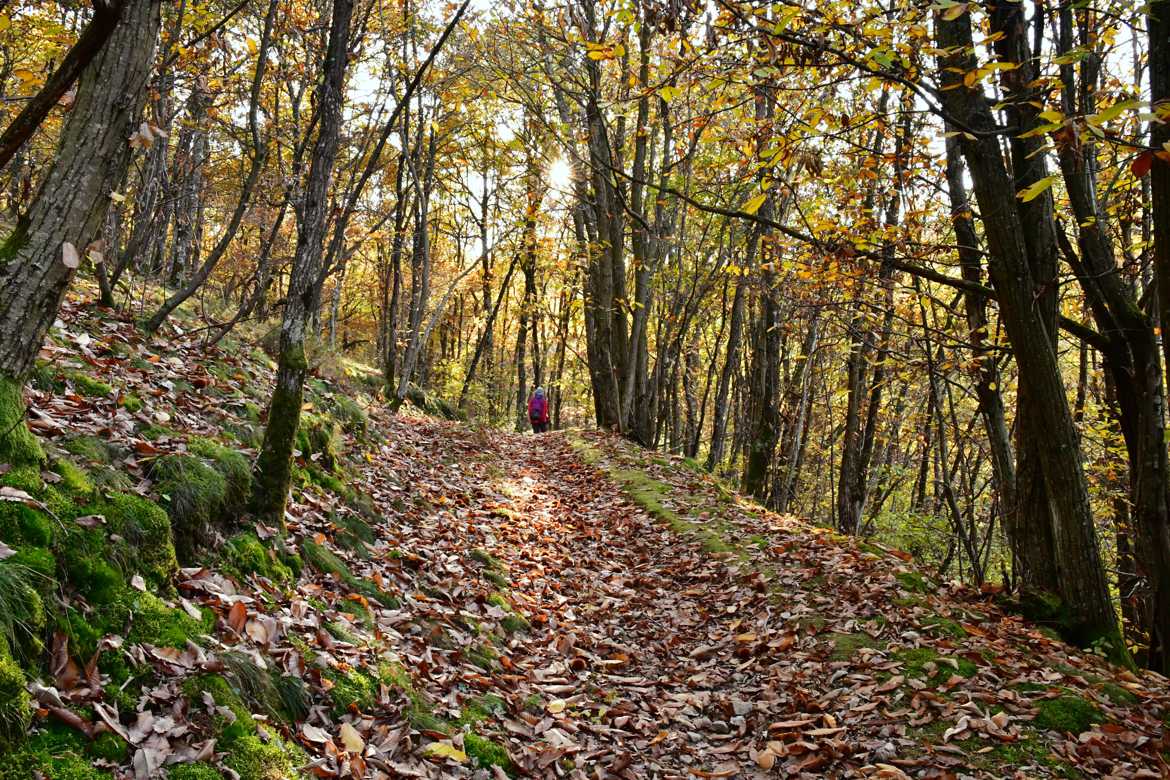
[548,157,573,191]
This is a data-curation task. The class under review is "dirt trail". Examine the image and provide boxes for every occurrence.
[360,419,1170,779]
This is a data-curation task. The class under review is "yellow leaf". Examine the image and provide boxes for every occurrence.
[743,192,767,215]
[422,742,467,762]
[941,3,969,21]
[339,723,365,754]
[0,15,10,32]
[1017,175,1057,202]
[246,37,258,55]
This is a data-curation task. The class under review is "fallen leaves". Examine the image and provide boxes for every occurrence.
[9,297,1170,779]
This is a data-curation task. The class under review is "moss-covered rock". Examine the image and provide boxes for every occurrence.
[222,532,293,584]
[225,732,307,780]
[62,436,113,466]
[0,499,53,548]
[329,395,368,437]
[52,458,94,499]
[0,376,44,467]
[296,414,344,472]
[0,644,31,745]
[188,437,252,506]
[0,725,112,779]
[1034,694,1103,734]
[66,371,113,399]
[151,454,227,560]
[104,492,178,588]
[464,732,514,773]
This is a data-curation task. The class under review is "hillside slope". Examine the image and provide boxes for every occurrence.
[0,289,1166,779]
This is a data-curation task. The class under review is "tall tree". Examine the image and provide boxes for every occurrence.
[0,0,159,465]
[251,0,354,520]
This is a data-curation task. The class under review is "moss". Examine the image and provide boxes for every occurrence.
[828,632,884,661]
[151,454,227,560]
[88,731,129,762]
[302,540,356,585]
[329,394,368,437]
[894,571,930,594]
[922,616,967,639]
[101,492,179,588]
[501,614,530,633]
[0,375,45,467]
[60,439,111,470]
[306,465,345,494]
[0,725,112,779]
[222,532,293,583]
[188,437,252,505]
[611,469,680,523]
[464,732,514,772]
[892,646,977,685]
[29,361,62,393]
[467,644,498,671]
[60,537,124,604]
[167,765,224,780]
[485,569,510,588]
[325,620,362,644]
[701,534,734,554]
[224,732,307,780]
[0,558,47,660]
[0,501,53,548]
[120,394,144,413]
[487,592,511,610]
[1034,694,1103,734]
[72,591,211,652]
[0,645,31,745]
[9,545,54,579]
[326,666,378,714]
[52,458,95,499]
[1099,682,1139,705]
[139,424,180,442]
[471,547,504,570]
[67,372,113,398]
[296,413,344,471]
[459,694,506,726]
[184,673,256,744]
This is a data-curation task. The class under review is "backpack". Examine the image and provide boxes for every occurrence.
[529,395,546,422]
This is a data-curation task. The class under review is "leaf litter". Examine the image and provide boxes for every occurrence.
[6,291,1170,778]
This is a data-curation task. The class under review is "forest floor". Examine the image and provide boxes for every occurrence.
[2,288,1169,779]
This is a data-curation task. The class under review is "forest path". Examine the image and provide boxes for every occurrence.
[365,418,1170,779]
[481,429,771,777]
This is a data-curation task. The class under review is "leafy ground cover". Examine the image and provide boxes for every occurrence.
[0,288,1167,778]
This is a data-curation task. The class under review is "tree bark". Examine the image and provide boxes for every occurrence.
[251,0,352,520]
[934,8,1122,654]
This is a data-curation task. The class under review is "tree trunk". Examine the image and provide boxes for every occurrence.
[935,7,1122,654]
[0,0,159,466]
[251,0,352,520]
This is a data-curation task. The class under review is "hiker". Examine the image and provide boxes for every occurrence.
[528,387,550,433]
